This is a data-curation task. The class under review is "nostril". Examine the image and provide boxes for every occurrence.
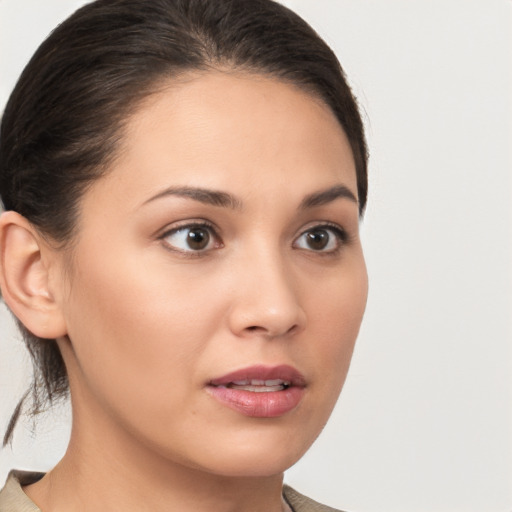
[244,324,299,337]
[287,324,299,335]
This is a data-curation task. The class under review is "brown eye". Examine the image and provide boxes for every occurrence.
[186,227,210,250]
[163,224,219,252]
[294,225,346,253]
[305,230,329,250]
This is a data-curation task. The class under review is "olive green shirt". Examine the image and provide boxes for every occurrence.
[0,471,345,512]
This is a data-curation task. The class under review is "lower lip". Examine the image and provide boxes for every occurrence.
[206,386,304,418]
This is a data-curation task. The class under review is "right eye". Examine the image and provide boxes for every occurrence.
[161,223,222,253]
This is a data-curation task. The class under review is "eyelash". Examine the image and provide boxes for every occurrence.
[159,221,349,257]
[159,220,222,257]
[293,222,349,256]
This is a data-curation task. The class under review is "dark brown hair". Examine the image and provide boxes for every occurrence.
[0,0,368,445]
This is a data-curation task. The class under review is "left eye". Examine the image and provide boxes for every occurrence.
[294,226,346,252]
[162,224,220,252]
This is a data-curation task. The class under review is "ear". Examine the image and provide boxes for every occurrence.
[0,211,67,339]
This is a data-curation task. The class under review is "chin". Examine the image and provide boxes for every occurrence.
[173,423,320,478]
[197,446,306,478]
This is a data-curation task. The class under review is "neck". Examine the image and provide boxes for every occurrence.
[24,400,286,512]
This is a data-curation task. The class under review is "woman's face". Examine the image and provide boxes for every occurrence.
[53,72,368,477]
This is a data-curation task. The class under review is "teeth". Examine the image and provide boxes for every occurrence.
[265,379,284,386]
[230,385,284,392]
[230,379,289,386]
[226,379,291,392]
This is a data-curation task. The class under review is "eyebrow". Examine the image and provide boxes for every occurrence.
[143,186,243,210]
[299,185,358,210]
[143,184,357,210]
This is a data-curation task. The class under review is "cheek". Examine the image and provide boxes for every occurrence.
[304,256,368,388]
[61,248,225,415]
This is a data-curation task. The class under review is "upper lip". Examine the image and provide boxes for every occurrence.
[208,364,306,387]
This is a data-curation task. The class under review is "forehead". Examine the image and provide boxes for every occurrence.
[85,71,357,212]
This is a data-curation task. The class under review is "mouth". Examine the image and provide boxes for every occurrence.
[222,378,291,393]
[206,365,306,418]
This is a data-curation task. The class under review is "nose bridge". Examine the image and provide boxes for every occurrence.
[228,241,306,338]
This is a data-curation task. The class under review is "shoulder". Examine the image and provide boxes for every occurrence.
[0,471,43,512]
[283,485,349,512]
[0,474,348,512]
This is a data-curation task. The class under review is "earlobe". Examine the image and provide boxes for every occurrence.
[0,211,67,339]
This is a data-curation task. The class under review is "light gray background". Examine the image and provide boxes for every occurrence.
[1,1,511,511]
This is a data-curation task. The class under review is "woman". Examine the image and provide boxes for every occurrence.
[0,0,368,511]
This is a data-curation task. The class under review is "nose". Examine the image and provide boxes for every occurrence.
[227,249,307,339]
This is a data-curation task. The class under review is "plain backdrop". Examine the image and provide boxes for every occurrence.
[0,1,511,511]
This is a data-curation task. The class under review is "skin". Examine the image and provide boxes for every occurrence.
[1,71,367,512]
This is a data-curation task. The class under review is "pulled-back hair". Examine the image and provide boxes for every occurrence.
[0,0,368,445]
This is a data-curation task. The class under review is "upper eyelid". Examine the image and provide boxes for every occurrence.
[293,222,351,248]
[158,221,222,252]
[291,229,347,260]
[156,218,350,244]
[158,219,219,238]
[157,219,347,234]
[296,221,348,236]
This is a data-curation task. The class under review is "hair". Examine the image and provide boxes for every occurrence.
[0,0,368,445]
